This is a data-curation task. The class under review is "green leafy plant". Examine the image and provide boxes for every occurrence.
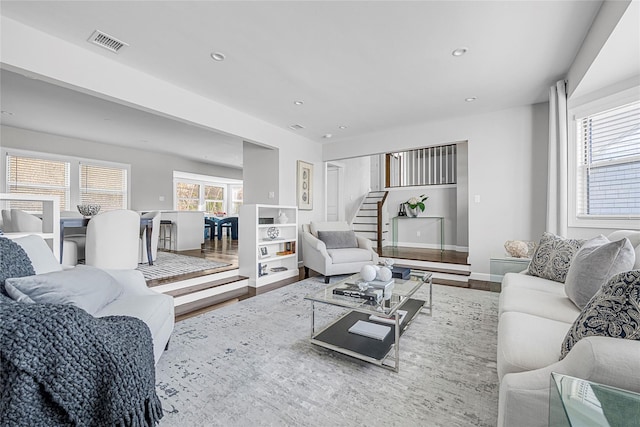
[405,194,429,212]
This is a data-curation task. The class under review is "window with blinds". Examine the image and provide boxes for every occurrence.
[576,100,640,218]
[5,154,70,211]
[204,185,224,213]
[175,182,201,211]
[386,144,457,188]
[79,163,128,211]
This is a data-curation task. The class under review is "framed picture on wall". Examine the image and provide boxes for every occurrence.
[297,160,313,210]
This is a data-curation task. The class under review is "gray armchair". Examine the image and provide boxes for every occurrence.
[302,221,379,283]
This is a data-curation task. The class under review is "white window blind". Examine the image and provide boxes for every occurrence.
[5,153,70,210]
[79,163,128,211]
[576,100,640,218]
[175,181,200,211]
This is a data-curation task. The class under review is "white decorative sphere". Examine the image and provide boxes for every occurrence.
[360,264,377,282]
[377,266,393,282]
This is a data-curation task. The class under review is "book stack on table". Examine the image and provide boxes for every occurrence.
[332,284,383,303]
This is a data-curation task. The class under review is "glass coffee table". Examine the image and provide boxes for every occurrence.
[304,270,432,372]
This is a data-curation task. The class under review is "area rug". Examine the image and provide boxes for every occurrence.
[155,277,500,426]
[137,251,230,281]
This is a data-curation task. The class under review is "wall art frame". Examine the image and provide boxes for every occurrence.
[297,160,313,210]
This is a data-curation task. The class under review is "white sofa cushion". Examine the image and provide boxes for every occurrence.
[564,236,635,309]
[501,272,566,295]
[4,265,123,315]
[499,287,581,323]
[497,311,572,380]
[560,270,640,359]
[13,234,63,274]
[327,248,373,264]
[528,232,585,283]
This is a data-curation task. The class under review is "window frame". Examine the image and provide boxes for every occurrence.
[172,171,242,215]
[1,148,131,211]
[568,86,640,229]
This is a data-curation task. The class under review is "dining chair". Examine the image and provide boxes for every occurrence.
[10,209,79,266]
[85,209,140,270]
[61,210,86,261]
[139,211,161,264]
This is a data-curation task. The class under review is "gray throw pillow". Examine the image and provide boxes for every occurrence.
[4,265,123,315]
[560,270,640,360]
[528,232,586,283]
[317,230,359,249]
[564,236,636,309]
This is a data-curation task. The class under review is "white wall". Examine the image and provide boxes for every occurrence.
[242,141,279,205]
[0,125,242,211]
[341,156,371,221]
[386,186,458,250]
[324,104,550,279]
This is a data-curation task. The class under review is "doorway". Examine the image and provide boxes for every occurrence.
[325,162,345,221]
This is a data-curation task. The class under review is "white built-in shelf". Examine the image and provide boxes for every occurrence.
[239,204,298,288]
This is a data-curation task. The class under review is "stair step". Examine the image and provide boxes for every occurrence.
[164,275,248,297]
[174,286,249,317]
[393,262,470,276]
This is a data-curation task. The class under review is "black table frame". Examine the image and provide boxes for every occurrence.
[60,217,154,265]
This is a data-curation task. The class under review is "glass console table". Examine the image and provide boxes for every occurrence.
[549,372,640,426]
[391,216,444,252]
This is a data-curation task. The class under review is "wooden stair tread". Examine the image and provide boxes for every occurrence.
[393,262,471,275]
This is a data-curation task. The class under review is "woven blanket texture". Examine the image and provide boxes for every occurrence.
[0,237,163,427]
[0,237,35,296]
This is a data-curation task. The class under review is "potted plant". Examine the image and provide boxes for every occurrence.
[405,194,428,217]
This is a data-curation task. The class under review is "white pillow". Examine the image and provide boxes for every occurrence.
[13,235,63,274]
[4,265,124,315]
[564,236,636,309]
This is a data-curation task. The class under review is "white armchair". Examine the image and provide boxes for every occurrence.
[302,221,379,283]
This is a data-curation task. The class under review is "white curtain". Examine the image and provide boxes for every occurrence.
[546,80,568,236]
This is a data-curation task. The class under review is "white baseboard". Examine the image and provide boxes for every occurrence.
[470,272,491,282]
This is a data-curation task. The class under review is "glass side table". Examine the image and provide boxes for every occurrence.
[549,372,640,426]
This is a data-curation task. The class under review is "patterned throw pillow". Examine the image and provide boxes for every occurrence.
[560,270,640,360]
[528,232,586,283]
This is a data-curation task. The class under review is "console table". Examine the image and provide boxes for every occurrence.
[391,215,444,252]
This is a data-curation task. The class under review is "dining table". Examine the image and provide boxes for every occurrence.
[59,216,154,265]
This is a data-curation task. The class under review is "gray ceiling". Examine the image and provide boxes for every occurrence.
[0,1,608,168]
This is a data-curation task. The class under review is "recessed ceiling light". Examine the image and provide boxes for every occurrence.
[452,47,468,57]
[210,52,226,61]
[294,100,304,106]
[289,124,304,130]
[465,97,477,102]
[338,125,347,129]
[323,133,333,139]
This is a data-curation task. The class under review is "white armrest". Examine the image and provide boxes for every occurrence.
[498,337,640,427]
[103,269,157,296]
[303,231,329,255]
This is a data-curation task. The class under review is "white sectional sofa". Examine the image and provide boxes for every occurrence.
[497,230,640,427]
[7,234,174,364]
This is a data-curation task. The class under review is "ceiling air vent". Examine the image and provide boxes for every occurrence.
[88,30,129,53]
[289,124,305,130]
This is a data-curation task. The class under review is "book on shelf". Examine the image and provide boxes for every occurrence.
[332,284,383,303]
[369,309,408,325]
[348,320,391,341]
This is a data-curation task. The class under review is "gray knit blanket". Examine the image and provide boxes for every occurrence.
[0,237,163,426]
